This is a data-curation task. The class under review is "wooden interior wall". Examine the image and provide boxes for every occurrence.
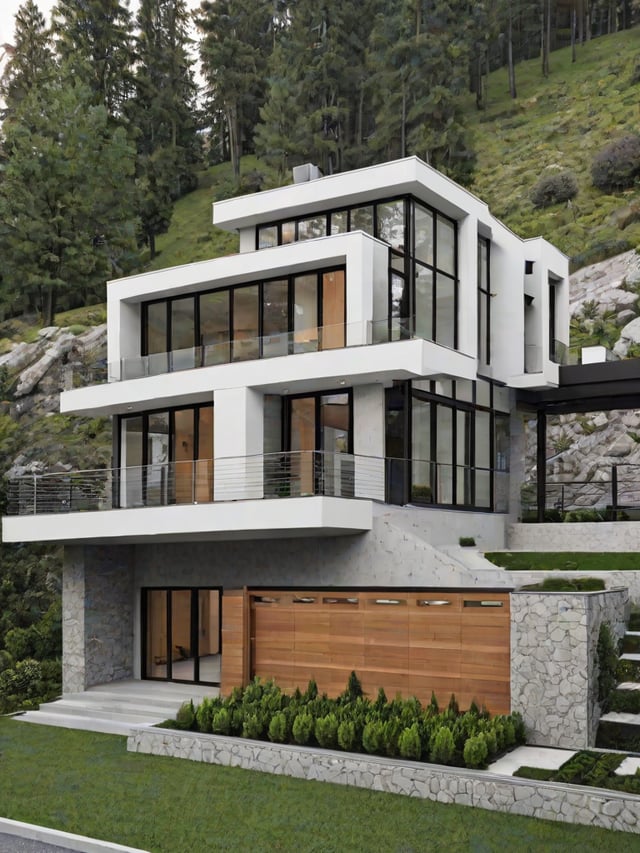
[247,589,511,715]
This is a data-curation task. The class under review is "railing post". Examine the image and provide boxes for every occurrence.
[611,464,618,520]
[33,474,37,514]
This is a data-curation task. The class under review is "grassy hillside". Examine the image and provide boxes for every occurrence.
[467,28,640,267]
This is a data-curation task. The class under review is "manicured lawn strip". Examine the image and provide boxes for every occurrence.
[0,719,638,852]
[484,552,640,572]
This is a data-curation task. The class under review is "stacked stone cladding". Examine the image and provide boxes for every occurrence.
[510,588,628,749]
[127,729,639,834]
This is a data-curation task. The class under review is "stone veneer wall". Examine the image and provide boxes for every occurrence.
[510,588,628,749]
[510,570,640,606]
[62,545,135,693]
[127,729,639,835]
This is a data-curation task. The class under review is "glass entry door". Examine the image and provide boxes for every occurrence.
[143,587,221,685]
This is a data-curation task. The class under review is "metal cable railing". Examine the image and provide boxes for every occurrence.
[5,452,508,516]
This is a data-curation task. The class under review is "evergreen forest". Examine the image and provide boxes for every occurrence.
[0,0,639,712]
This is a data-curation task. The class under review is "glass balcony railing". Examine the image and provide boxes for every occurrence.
[106,318,447,382]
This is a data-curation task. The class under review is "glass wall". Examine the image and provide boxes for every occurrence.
[255,196,457,350]
[478,237,491,366]
[397,379,509,510]
[119,404,214,507]
[141,266,345,369]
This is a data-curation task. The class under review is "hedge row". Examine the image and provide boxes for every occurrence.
[167,672,525,770]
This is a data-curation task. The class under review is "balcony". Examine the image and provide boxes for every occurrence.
[106,319,458,382]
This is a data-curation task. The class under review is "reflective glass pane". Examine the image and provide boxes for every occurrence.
[475,410,491,469]
[171,297,195,370]
[437,215,455,276]
[146,590,167,678]
[478,237,489,289]
[436,405,453,504]
[391,273,410,341]
[198,589,220,665]
[281,221,295,244]
[479,289,489,363]
[293,274,318,353]
[122,416,143,507]
[415,264,433,341]
[435,273,455,348]
[414,203,433,266]
[200,291,230,365]
[350,206,373,235]
[495,413,510,472]
[290,397,315,495]
[321,270,345,350]
[147,411,169,506]
[174,408,195,504]
[330,210,348,234]
[411,397,432,503]
[171,590,194,682]
[196,406,214,503]
[146,302,166,355]
[456,409,471,506]
[232,286,259,361]
[377,200,405,251]
[262,279,289,358]
[258,225,277,249]
[321,393,351,497]
[298,216,326,240]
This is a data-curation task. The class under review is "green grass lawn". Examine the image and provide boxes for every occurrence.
[0,718,638,852]
[484,551,640,572]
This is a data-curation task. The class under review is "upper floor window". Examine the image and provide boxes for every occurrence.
[478,236,491,366]
[140,266,346,373]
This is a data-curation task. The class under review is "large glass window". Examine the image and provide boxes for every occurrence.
[321,270,345,349]
[293,274,318,353]
[232,285,259,361]
[119,404,213,508]
[262,279,289,358]
[171,297,195,370]
[200,291,230,365]
[478,237,491,365]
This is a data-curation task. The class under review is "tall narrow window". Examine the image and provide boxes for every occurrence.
[262,279,289,358]
[232,285,259,361]
[171,297,195,370]
[321,270,345,349]
[200,291,230,365]
[478,237,491,365]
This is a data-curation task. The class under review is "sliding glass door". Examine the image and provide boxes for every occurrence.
[143,587,221,685]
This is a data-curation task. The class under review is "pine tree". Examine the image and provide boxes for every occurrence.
[256,0,381,176]
[130,0,201,259]
[0,0,55,117]
[369,0,475,184]
[0,70,137,325]
[51,0,133,114]
[196,0,275,180]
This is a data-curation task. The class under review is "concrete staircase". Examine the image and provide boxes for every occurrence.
[600,629,640,730]
[16,679,218,736]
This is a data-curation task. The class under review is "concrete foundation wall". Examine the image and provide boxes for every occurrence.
[510,588,628,749]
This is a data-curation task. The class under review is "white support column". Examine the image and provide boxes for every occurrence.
[353,384,385,501]
[214,387,264,501]
[457,213,478,360]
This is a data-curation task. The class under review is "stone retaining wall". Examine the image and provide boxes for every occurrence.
[127,728,639,835]
[507,521,640,553]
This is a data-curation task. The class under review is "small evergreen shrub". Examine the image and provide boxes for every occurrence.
[211,707,232,735]
[268,711,289,743]
[591,135,640,192]
[337,719,357,752]
[242,712,264,740]
[291,712,314,745]
[459,536,476,547]
[597,623,620,708]
[398,724,422,760]
[530,171,578,208]
[429,726,455,765]
[362,720,384,754]
[463,733,489,768]
[314,713,339,749]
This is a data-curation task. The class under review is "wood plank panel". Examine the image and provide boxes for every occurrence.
[220,589,248,696]
[245,588,511,714]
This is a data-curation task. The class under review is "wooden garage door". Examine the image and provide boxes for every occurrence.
[247,589,510,714]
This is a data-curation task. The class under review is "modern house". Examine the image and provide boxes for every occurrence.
[3,156,571,716]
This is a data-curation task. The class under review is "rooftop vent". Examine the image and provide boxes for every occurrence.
[292,163,323,184]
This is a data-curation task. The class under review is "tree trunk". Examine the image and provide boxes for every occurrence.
[42,285,56,328]
[541,2,550,78]
[578,0,584,43]
[508,7,517,99]
[149,232,156,261]
[571,8,577,62]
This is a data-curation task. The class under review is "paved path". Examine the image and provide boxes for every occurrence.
[0,835,74,852]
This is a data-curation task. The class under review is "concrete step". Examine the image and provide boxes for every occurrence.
[36,700,175,724]
[617,682,640,692]
[620,653,640,661]
[625,631,640,637]
[15,711,146,736]
[600,711,640,726]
